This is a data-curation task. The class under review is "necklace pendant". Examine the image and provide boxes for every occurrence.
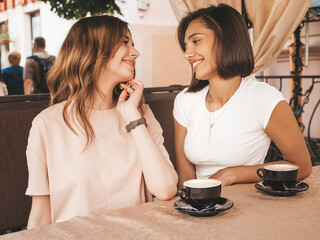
[208,124,213,144]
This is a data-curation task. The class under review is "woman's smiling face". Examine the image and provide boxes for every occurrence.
[102,30,140,84]
[184,18,219,81]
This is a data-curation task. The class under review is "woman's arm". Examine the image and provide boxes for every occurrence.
[117,80,178,200]
[174,119,196,189]
[264,100,312,178]
[211,100,312,186]
[27,196,51,229]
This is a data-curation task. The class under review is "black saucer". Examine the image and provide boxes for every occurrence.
[174,197,234,217]
[255,181,309,196]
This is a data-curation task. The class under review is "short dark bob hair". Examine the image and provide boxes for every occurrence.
[177,4,254,92]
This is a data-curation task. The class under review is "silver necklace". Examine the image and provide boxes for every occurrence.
[207,108,227,144]
[206,82,240,143]
[208,114,214,144]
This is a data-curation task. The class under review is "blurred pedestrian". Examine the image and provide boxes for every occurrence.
[2,51,24,95]
[24,37,55,94]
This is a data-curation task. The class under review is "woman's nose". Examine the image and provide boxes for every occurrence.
[184,47,194,60]
[130,47,140,59]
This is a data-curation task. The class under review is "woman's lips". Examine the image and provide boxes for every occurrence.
[123,60,135,68]
[192,60,203,71]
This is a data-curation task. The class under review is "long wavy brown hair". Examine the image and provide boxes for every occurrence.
[47,15,128,149]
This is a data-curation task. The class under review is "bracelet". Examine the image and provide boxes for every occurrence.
[125,117,147,132]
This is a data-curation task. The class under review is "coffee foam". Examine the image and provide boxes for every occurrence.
[265,164,298,171]
[184,179,221,188]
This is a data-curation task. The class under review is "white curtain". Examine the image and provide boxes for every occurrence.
[168,0,312,73]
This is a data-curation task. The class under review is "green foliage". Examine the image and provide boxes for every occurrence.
[40,0,122,20]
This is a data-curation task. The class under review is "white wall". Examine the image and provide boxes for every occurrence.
[37,4,76,57]
[125,0,191,87]
[129,0,178,26]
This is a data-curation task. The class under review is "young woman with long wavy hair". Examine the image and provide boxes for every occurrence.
[26,15,177,228]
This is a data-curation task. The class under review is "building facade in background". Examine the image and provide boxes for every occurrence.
[0,0,75,70]
[0,0,191,87]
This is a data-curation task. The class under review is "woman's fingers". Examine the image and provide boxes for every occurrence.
[128,79,143,89]
[120,80,144,97]
[118,89,128,102]
[120,83,135,94]
[117,80,144,109]
[116,80,144,120]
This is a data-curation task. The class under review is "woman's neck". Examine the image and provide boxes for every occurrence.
[205,76,242,112]
[91,92,116,110]
[90,81,117,110]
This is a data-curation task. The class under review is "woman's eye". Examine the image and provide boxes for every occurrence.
[193,39,200,44]
[122,40,129,45]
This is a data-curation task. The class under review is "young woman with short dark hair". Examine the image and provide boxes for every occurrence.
[174,4,311,188]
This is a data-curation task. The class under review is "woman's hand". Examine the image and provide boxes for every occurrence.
[117,79,144,123]
[210,167,237,186]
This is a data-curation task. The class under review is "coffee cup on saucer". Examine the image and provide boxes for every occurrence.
[178,179,221,210]
[257,164,298,191]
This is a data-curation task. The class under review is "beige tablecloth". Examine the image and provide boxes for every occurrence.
[2,166,320,240]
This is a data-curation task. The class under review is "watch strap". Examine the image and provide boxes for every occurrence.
[125,117,147,132]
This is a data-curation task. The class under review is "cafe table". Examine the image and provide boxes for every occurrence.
[1,166,319,240]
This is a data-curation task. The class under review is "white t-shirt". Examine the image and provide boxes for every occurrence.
[173,78,285,179]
